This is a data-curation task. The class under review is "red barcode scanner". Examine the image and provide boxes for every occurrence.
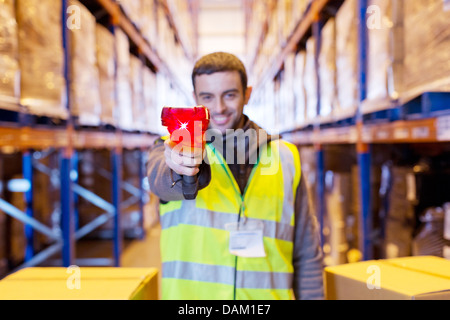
[161,106,210,200]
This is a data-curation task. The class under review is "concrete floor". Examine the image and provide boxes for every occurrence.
[122,223,162,299]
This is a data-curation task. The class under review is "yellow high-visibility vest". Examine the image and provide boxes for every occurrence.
[159,139,301,300]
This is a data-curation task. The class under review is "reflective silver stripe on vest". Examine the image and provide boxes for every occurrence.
[277,141,299,226]
[160,200,295,242]
[163,261,293,289]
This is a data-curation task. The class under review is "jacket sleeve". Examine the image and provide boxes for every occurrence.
[146,138,211,202]
[292,173,325,300]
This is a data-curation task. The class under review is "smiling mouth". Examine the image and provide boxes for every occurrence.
[212,114,231,125]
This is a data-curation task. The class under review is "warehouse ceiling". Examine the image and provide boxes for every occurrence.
[197,0,246,63]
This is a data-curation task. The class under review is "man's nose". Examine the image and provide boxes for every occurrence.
[216,99,227,114]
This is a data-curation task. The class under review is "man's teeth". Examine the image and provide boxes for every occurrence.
[213,115,229,123]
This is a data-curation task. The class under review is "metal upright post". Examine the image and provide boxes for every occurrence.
[315,144,325,247]
[60,148,75,267]
[137,149,145,239]
[356,0,373,260]
[61,0,75,267]
[23,151,34,262]
[111,146,123,267]
[312,16,325,247]
[71,150,79,231]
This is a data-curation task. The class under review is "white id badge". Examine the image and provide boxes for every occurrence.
[225,220,266,258]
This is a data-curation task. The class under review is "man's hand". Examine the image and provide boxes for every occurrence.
[164,139,204,176]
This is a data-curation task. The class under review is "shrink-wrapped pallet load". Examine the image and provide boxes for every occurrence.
[68,0,102,126]
[294,51,307,126]
[335,0,358,120]
[0,0,20,110]
[319,18,337,121]
[143,67,157,133]
[115,29,134,131]
[401,0,450,102]
[120,0,143,31]
[364,0,403,112]
[364,0,450,110]
[304,37,318,123]
[95,24,117,127]
[16,0,68,119]
[130,55,146,132]
[142,0,157,46]
[276,53,296,132]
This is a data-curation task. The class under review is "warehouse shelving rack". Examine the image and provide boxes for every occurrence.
[0,0,193,275]
[250,0,450,261]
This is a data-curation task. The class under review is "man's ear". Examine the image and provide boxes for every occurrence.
[244,86,253,105]
[192,90,197,104]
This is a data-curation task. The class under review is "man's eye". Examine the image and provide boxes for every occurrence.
[225,93,236,99]
[201,95,212,101]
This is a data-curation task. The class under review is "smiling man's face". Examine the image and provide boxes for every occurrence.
[193,71,252,134]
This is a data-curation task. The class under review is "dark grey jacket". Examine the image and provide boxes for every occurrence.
[147,115,324,300]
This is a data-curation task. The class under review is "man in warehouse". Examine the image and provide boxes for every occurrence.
[147,52,324,300]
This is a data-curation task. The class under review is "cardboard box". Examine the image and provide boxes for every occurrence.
[0,267,158,300]
[324,256,450,300]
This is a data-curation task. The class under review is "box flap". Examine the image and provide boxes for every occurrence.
[325,259,450,299]
[0,267,159,300]
[4,267,155,280]
[384,256,450,280]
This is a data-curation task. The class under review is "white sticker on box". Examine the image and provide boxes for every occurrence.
[444,204,450,240]
[437,116,450,141]
[444,246,450,260]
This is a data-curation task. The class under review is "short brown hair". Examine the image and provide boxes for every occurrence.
[192,52,248,92]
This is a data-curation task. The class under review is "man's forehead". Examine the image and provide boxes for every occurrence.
[194,71,243,91]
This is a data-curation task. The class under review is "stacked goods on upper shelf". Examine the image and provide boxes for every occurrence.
[364,0,450,113]
[294,51,307,127]
[335,0,359,121]
[249,0,310,83]
[273,53,296,132]
[0,0,20,110]
[143,67,158,133]
[141,0,158,47]
[68,0,102,127]
[165,0,196,59]
[120,0,144,31]
[115,29,134,132]
[245,80,276,133]
[156,1,192,92]
[282,53,296,131]
[130,55,146,132]
[155,72,190,135]
[119,0,193,106]
[253,1,279,82]
[364,0,403,113]
[245,0,267,68]
[401,0,450,103]
[318,18,337,122]
[276,0,295,43]
[304,37,318,124]
[95,24,117,127]
[16,0,67,120]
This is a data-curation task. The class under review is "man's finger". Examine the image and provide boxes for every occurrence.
[166,157,199,176]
